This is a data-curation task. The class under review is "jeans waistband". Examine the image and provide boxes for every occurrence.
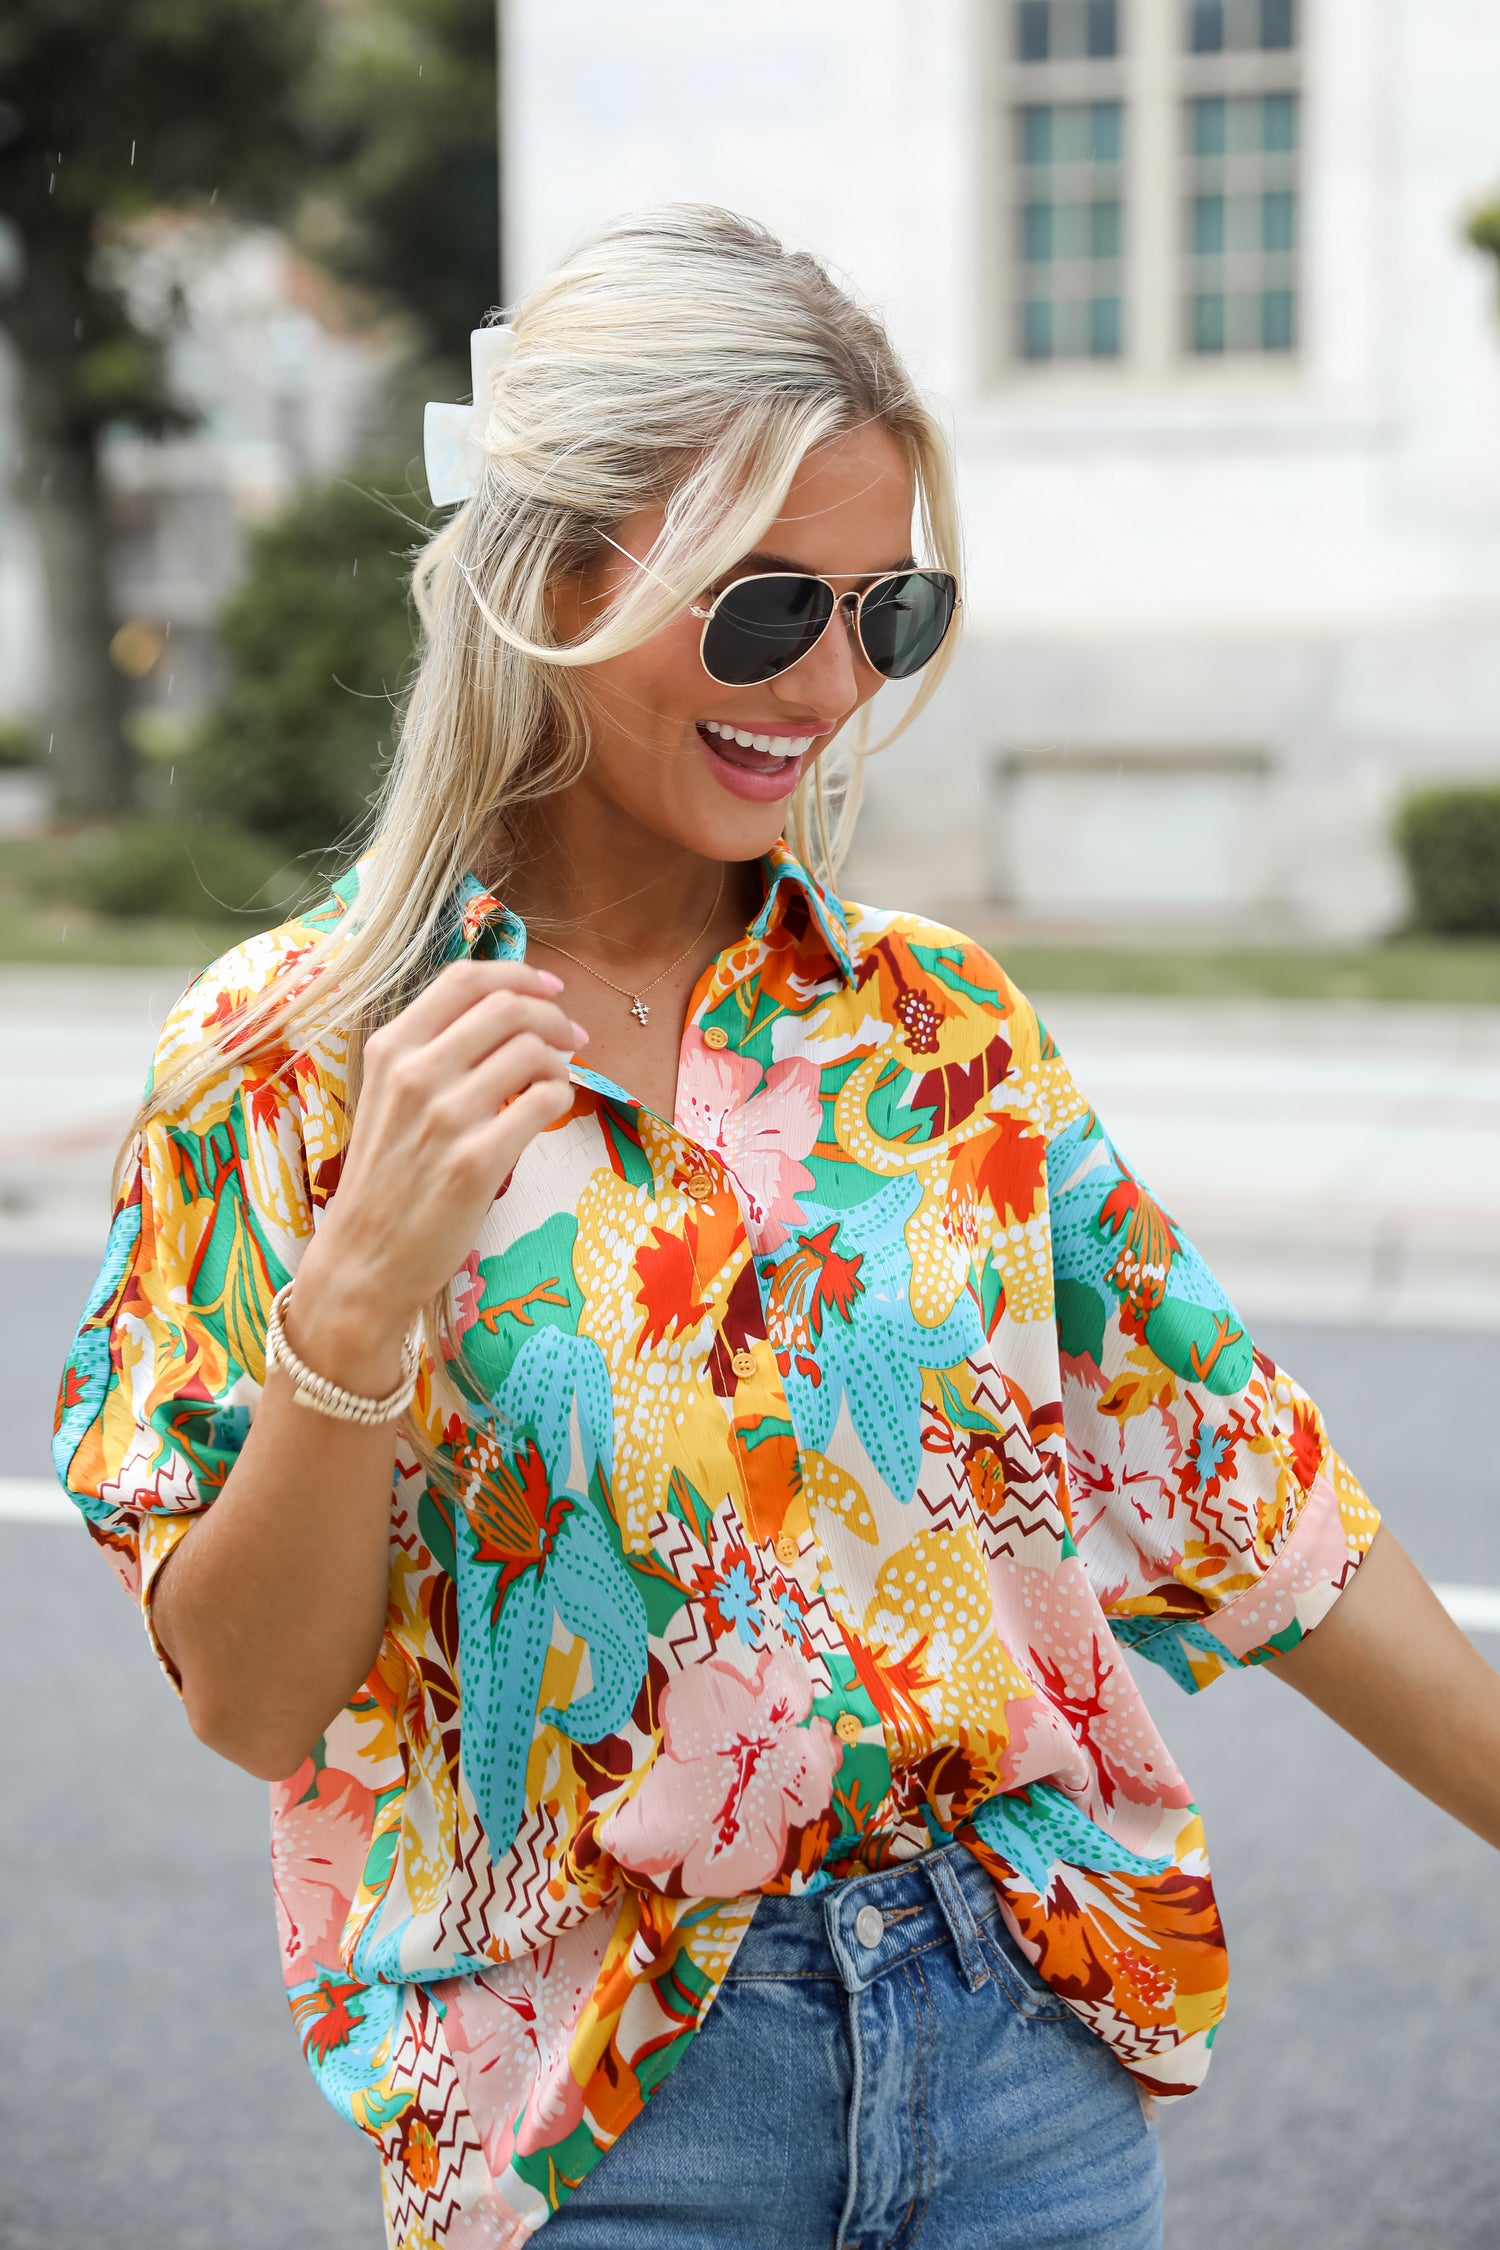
[729,1842,1005,1998]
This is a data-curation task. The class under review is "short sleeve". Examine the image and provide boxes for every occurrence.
[52,934,332,1684]
[1042,1047,1380,1694]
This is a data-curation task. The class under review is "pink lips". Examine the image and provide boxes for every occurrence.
[695,721,821,803]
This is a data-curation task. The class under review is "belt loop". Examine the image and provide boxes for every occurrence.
[925,1847,990,1995]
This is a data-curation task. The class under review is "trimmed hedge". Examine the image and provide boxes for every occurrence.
[1395,785,1500,936]
[0,720,39,767]
[186,470,432,857]
[71,818,301,924]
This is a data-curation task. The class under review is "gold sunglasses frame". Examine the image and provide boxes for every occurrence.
[689,569,962,687]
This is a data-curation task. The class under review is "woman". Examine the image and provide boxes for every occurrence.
[56,207,1500,2250]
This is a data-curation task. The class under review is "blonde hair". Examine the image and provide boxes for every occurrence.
[130,203,961,1254]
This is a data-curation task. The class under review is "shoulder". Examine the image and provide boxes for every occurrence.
[156,891,346,1057]
[148,889,351,1122]
[836,897,1047,1051]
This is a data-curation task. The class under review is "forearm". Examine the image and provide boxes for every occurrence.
[1270,1525,1500,1852]
[144,962,578,1781]
[152,1255,409,1782]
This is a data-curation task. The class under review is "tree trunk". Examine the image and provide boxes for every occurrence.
[21,420,135,818]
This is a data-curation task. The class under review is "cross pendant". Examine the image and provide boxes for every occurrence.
[629,995,650,1025]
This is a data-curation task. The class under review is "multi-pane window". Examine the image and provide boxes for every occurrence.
[993,0,1305,375]
[1016,0,1122,60]
[1010,2,1126,362]
[1186,0,1294,52]
[1182,1,1300,354]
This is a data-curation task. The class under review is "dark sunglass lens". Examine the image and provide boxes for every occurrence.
[857,572,957,680]
[701,575,835,686]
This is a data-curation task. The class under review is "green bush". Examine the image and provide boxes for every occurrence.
[186,470,432,857]
[71,818,301,924]
[1395,784,1500,935]
[0,719,39,767]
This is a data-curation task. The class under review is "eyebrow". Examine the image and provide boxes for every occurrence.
[727,548,919,583]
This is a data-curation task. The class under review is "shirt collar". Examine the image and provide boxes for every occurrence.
[751,841,857,986]
[333,844,857,986]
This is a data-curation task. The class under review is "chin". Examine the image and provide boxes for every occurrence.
[687,788,805,866]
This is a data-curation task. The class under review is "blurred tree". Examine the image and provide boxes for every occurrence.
[0,0,318,815]
[303,0,501,372]
[181,0,499,873]
[186,470,431,859]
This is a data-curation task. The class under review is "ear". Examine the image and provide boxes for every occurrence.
[543,561,588,648]
[544,538,621,647]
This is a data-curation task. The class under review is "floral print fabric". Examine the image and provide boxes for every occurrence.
[56,845,1378,2246]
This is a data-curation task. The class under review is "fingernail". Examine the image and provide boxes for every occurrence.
[570,1019,590,1045]
[534,969,564,993]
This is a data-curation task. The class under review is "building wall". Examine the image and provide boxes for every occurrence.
[504,0,1500,937]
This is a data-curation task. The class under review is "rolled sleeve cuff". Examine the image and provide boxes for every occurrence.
[138,1510,196,1693]
[1115,1454,1380,1694]
[1210,1456,1380,1668]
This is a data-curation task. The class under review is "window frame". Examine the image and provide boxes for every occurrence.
[990,10,1131,378]
[1179,36,1302,362]
[985,0,1306,389]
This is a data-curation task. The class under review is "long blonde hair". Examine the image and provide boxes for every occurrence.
[134,203,962,1165]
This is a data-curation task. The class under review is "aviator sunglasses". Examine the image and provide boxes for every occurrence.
[689,567,960,688]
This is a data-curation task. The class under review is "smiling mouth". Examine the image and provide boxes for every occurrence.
[695,718,821,772]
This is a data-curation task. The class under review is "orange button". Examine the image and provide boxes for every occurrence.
[834,1710,864,1745]
[774,1531,800,1566]
[703,1025,730,1050]
[730,1348,758,1380]
[683,1171,715,1201]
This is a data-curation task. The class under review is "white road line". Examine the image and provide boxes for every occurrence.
[4,1477,1500,1638]
[1431,1583,1500,1636]
[1,1477,75,1522]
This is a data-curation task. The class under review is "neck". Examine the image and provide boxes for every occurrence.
[497,786,756,964]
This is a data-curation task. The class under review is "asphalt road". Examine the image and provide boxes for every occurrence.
[5,1257,1498,2250]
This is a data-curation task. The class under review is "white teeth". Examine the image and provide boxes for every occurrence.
[701,718,814,760]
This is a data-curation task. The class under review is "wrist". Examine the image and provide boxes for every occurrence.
[280,1240,416,1400]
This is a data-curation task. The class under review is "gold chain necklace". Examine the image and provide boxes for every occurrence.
[535,869,725,1026]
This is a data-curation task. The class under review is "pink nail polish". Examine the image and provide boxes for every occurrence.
[534,969,564,993]
[570,1019,590,1044]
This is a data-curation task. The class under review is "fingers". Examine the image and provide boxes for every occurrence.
[466,1075,576,1177]
[368,959,567,1060]
[431,1077,575,1216]
[431,1028,576,1132]
[423,987,584,1079]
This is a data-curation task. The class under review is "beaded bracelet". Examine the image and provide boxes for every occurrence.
[265,1280,420,1425]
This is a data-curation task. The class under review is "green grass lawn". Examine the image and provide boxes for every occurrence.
[0,891,248,969]
[0,832,280,971]
[982,935,1500,1005]
[3,837,1499,1002]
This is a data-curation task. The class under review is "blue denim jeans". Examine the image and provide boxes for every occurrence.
[545,1842,1165,2249]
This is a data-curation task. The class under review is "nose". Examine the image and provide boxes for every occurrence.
[774,592,871,723]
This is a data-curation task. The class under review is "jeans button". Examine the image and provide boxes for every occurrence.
[854,1905,885,1950]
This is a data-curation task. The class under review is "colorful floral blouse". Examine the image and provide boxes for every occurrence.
[56,844,1378,2247]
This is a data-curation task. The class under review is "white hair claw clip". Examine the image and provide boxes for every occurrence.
[423,324,516,506]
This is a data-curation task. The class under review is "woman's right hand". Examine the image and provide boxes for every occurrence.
[287,960,583,1388]
[155,957,583,1778]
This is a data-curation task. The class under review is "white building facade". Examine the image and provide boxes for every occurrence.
[503,0,1500,938]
